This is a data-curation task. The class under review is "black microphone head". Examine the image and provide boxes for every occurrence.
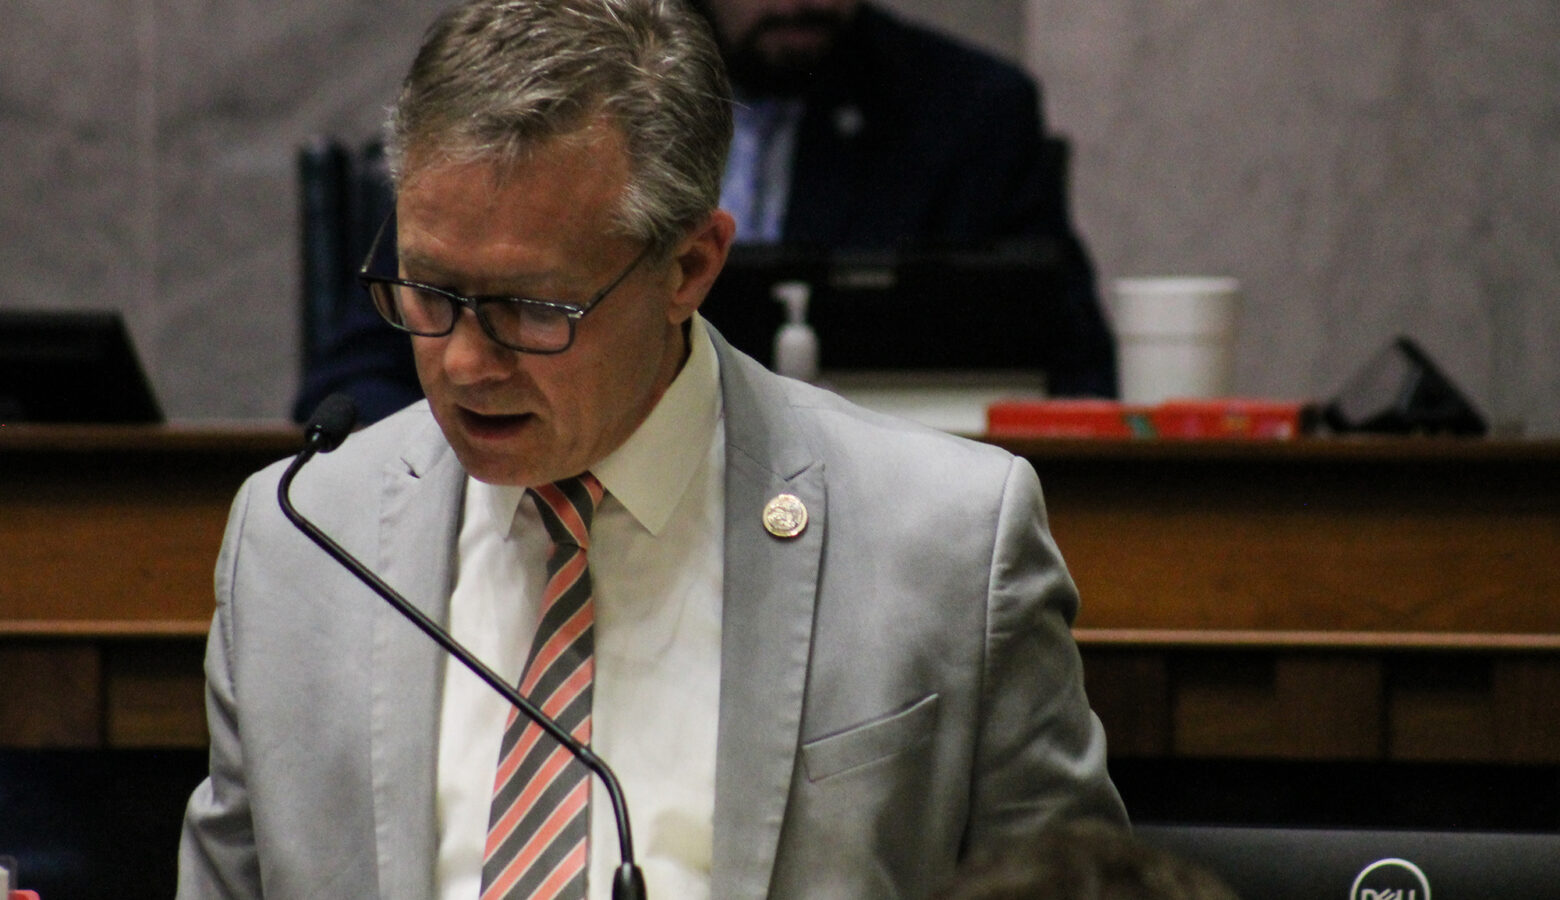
[304,393,358,452]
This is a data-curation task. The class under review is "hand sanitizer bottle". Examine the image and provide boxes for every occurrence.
[772,280,819,382]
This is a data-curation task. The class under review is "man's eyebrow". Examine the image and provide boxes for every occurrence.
[396,250,573,298]
[394,249,459,282]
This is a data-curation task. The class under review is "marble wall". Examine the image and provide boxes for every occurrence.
[1022,0,1560,434]
[1,0,445,419]
[2,0,1556,433]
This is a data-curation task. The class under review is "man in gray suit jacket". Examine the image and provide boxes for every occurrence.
[178,1,1124,897]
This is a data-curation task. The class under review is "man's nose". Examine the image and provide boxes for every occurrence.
[438,309,514,383]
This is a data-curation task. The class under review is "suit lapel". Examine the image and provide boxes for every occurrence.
[709,335,825,899]
[368,414,466,900]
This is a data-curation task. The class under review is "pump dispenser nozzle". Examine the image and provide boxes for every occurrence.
[772,280,819,382]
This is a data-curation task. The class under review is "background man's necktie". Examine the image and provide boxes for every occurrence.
[481,473,606,900]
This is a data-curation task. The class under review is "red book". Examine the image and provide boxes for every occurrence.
[986,399,1153,438]
[1148,399,1314,439]
[986,398,1314,440]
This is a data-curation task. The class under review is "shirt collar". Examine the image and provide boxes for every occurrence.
[593,314,721,535]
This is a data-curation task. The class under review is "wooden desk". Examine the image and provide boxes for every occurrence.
[1,424,301,634]
[1012,436,1560,644]
[4,426,1559,760]
[1012,437,1560,763]
[1,424,299,746]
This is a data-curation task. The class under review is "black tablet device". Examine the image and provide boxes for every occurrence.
[0,309,163,423]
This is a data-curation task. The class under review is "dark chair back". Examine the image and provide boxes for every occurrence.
[297,137,393,372]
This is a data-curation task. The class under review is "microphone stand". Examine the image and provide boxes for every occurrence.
[279,401,647,900]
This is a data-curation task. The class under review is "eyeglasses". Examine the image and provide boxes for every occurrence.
[356,215,651,354]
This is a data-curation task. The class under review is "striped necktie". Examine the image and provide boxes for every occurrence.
[481,473,606,900]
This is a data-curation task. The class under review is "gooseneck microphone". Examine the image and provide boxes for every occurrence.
[280,394,648,900]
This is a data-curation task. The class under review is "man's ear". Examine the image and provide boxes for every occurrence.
[665,209,736,325]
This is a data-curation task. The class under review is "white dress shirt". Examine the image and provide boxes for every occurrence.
[435,316,726,900]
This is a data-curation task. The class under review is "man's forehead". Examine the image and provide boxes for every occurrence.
[401,119,625,188]
[395,128,634,276]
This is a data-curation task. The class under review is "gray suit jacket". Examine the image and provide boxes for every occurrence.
[178,332,1125,899]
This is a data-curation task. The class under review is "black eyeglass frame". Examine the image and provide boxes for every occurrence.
[355,215,652,355]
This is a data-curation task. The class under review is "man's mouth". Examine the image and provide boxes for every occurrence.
[458,408,534,437]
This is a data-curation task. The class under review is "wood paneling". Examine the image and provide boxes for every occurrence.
[1174,655,1384,760]
[0,643,102,746]
[5,429,1560,759]
[0,425,296,630]
[1079,649,1170,757]
[1012,437,1560,639]
[105,641,208,747]
[1084,649,1560,765]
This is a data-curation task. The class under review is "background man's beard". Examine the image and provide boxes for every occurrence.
[724,11,849,96]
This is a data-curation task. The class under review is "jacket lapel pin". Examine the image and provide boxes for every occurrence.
[833,104,864,139]
[762,493,808,539]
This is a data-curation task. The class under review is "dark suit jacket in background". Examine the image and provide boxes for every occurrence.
[784,5,1073,250]
[776,4,1115,395]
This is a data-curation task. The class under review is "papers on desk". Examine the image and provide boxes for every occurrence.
[821,370,1049,434]
[797,370,1316,440]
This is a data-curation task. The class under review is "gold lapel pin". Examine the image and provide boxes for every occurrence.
[762,493,808,539]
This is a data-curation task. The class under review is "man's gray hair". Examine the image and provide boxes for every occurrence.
[388,0,732,253]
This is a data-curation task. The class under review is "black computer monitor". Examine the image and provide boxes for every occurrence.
[0,309,163,423]
[1136,824,1560,900]
[700,242,1092,374]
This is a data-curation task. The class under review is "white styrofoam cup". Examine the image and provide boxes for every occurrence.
[1113,276,1241,404]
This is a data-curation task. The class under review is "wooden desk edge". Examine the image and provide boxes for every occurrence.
[982,434,1560,463]
[1074,628,1560,651]
[0,421,302,454]
[0,620,212,639]
[6,622,1559,652]
[6,423,1558,462]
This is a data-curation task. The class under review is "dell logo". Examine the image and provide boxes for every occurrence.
[1351,858,1431,900]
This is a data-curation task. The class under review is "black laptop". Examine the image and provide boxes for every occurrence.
[0,309,163,423]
